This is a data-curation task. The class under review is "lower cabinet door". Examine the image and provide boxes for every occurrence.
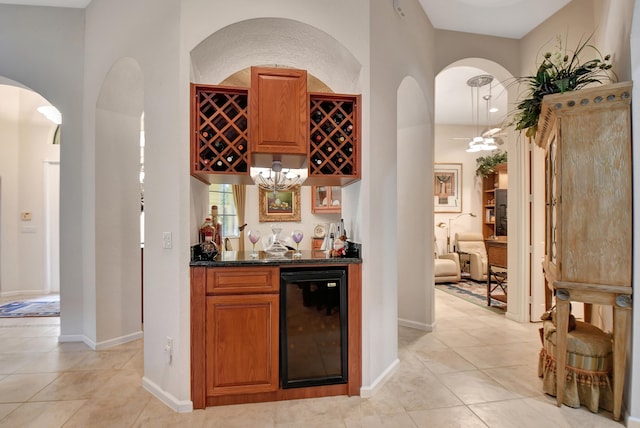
[206,293,279,396]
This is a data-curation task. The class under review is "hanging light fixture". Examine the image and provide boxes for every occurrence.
[250,160,307,195]
[465,74,497,153]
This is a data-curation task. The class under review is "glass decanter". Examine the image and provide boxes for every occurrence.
[264,224,288,257]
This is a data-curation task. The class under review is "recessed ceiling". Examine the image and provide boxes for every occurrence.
[419,0,571,39]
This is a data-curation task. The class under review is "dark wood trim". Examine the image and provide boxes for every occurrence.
[348,263,362,396]
[190,267,207,409]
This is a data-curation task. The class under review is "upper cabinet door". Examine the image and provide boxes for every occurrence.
[250,67,307,157]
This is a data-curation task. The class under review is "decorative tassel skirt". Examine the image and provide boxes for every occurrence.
[538,320,613,413]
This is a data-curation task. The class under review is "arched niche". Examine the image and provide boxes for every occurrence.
[190,17,362,93]
[94,57,144,346]
[397,75,433,330]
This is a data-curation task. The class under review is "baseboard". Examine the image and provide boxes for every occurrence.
[0,290,54,298]
[58,331,143,351]
[360,358,399,398]
[142,376,193,413]
[58,334,95,350]
[398,318,435,331]
[627,415,640,428]
[95,331,143,350]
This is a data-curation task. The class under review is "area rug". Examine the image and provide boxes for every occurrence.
[436,279,506,313]
[0,296,60,318]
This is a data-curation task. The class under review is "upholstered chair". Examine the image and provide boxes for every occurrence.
[455,232,487,281]
[434,238,461,283]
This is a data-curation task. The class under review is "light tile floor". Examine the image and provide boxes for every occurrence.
[0,290,624,427]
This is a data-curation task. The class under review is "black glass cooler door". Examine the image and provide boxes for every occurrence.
[280,267,348,389]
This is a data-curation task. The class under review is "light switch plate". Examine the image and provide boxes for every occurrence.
[162,232,172,249]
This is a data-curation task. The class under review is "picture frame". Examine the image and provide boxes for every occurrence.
[259,186,301,222]
[434,163,462,213]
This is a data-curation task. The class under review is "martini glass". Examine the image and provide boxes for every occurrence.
[248,229,261,258]
[291,229,304,258]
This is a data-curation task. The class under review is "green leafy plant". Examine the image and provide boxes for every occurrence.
[475,151,507,178]
[509,34,616,138]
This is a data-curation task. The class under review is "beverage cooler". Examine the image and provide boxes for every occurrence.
[279,267,348,389]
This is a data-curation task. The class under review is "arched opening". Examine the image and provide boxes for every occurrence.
[94,57,144,347]
[397,76,433,330]
[433,59,531,319]
[0,81,61,320]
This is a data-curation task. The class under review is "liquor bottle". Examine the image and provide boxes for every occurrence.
[199,217,214,243]
[339,218,347,241]
[210,205,223,248]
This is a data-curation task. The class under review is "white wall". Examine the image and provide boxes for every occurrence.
[0,86,20,296]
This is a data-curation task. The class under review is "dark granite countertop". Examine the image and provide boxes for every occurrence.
[190,250,362,267]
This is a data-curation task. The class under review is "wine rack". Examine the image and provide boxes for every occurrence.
[191,84,250,176]
[308,93,360,180]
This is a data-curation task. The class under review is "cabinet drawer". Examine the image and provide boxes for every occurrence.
[206,267,279,294]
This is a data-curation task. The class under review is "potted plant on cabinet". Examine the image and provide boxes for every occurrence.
[509,34,615,139]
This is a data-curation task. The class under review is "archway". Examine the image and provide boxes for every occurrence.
[94,57,144,347]
[433,59,531,321]
[0,81,60,303]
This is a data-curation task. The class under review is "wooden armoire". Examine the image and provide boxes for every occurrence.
[536,82,633,421]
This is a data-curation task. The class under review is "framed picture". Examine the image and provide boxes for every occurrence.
[259,186,301,222]
[434,163,462,213]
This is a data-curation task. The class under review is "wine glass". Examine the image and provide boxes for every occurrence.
[248,229,261,258]
[291,229,304,258]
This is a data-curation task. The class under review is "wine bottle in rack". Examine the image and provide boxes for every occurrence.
[313,110,323,123]
[213,159,226,172]
[333,112,344,124]
[342,123,353,136]
[344,142,353,154]
[213,138,227,152]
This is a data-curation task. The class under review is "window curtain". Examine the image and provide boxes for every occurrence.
[232,184,246,252]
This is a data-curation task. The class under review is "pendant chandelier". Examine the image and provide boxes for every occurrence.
[466,74,498,153]
[250,160,307,195]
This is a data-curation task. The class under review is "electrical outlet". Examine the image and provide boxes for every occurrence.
[21,212,32,221]
[162,232,172,249]
[165,336,173,365]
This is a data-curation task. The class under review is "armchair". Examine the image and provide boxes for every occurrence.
[434,252,461,283]
[455,232,487,282]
